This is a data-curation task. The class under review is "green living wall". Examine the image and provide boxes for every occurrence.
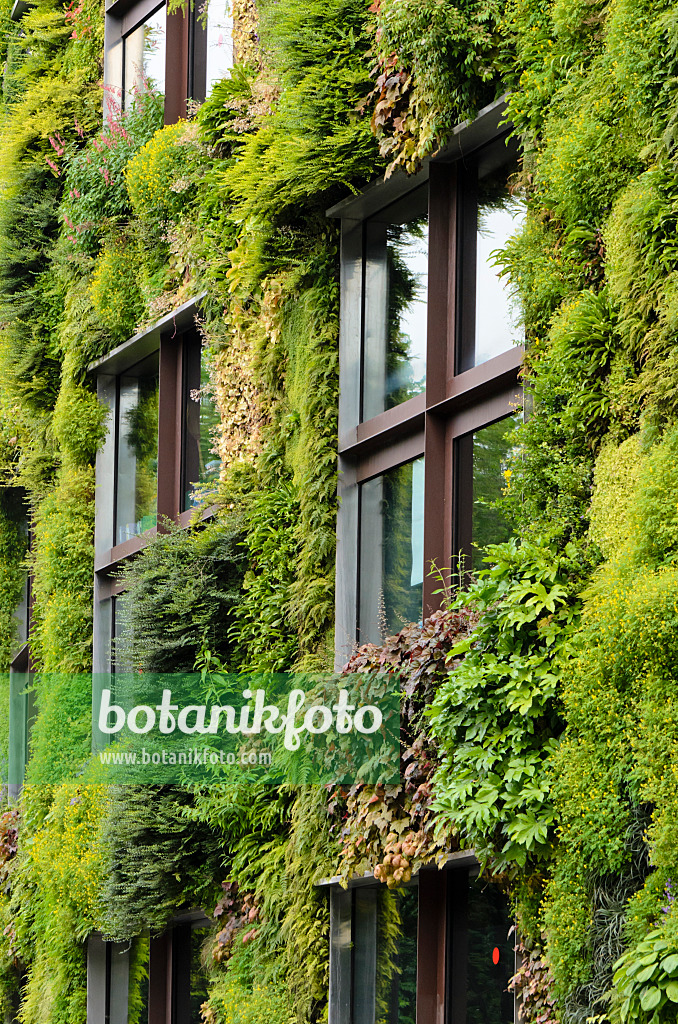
[1,0,678,1021]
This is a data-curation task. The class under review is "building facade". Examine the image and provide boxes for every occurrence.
[0,1,675,1023]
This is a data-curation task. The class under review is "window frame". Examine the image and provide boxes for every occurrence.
[104,0,208,124]
[325,853,516,1024]
[330,96,524,665]
[89,296,218,699]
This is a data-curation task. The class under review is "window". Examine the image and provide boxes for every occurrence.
[89,297,219,696]
[359,456,425,640]
[181,341,222,512]
[455,411,522,572]
[331,97,524,661]
[116,352,160,544]
[205,0,233,95]
[363,185,428,420]
[457,151,525,373]
[87,919,211,1024]
[327,862,515,1024]
[122,2,166,107]
[329,882,419,1024]
[104,0,233,125]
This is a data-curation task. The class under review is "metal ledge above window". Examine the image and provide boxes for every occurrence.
[326,95,511,222]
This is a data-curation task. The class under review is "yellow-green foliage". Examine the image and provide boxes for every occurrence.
[30,465,95,673]
[631,426,678,564]
[125,120,201,223]
[588,435,642,558]
[89,239,144,341]
[14,784,105,1024]
[52,351,107,468]
[544,425,678,1004]
[203,977,294,1024]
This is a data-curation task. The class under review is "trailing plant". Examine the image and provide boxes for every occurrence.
[430,538,587,871]
[117,515,246,673]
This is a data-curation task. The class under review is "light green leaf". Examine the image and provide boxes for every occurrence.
[661,955,678,975]
[640,987,662,1012]
[665,981,678,1003]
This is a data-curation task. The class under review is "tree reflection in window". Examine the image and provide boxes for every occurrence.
[471,412,521,565]
[378,886,418,1024]
[363,186,428,421]
[182,343,222,510]
[123,5,166,108]
[360,457,424,643]
[116,357,159,544]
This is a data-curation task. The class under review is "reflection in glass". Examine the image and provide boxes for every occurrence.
[206,0,233,95]
[467,876,514,1024]
[190,928,211,1022]
[182,343,221,510]
[111,593,132,674]
[359,457,424,644]
[363,186,428,421]
[123,4,166,106]
[473,167,525,367]
[471,412,521,563]
[115,354,159,544]
[382,886,418,1024]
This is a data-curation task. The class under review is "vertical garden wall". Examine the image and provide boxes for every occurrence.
[0,0,677,1021]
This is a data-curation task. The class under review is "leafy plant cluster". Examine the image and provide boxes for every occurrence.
[333,607,477,885]
[430,539,587,872]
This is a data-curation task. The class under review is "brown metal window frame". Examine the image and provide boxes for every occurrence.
[104,0,208,125]
[330,96,524,666]
[147,911,212,1024]
[89,296,217,686]
[324,851,516,1024]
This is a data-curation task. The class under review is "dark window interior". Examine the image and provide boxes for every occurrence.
[447,870,515,1024]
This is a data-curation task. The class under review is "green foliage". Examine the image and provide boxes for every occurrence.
[588,436,642,559]
[127,937,149,1024]
[370,0,506,172]
[60,93,164,254]
[12,784,106,1024]
[99,785,224,939]
[88,237,144,341]
[125,120,204,224]
[118,516,246,672]
[203,975,294,1024]
[52,354,107,467]
[230,486,301,671]
[502,289,636,541]
[30,465,94,673]
[430,538,586,871]
[612,930,678,1024]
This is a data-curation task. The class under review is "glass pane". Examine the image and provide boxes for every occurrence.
[363,186,428,421]
[183,344,221,511]
[123,4,166,107]
[467,876,514,1024]
[383,886,418,1024]
[190,927,210,1022]
[354,889,377,1024]
[115,353,159,544]
[112,593,132,674]
[471,413,521,564]
[359,457,424,644]
[473,168,525,367]
[206,0,233,95]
